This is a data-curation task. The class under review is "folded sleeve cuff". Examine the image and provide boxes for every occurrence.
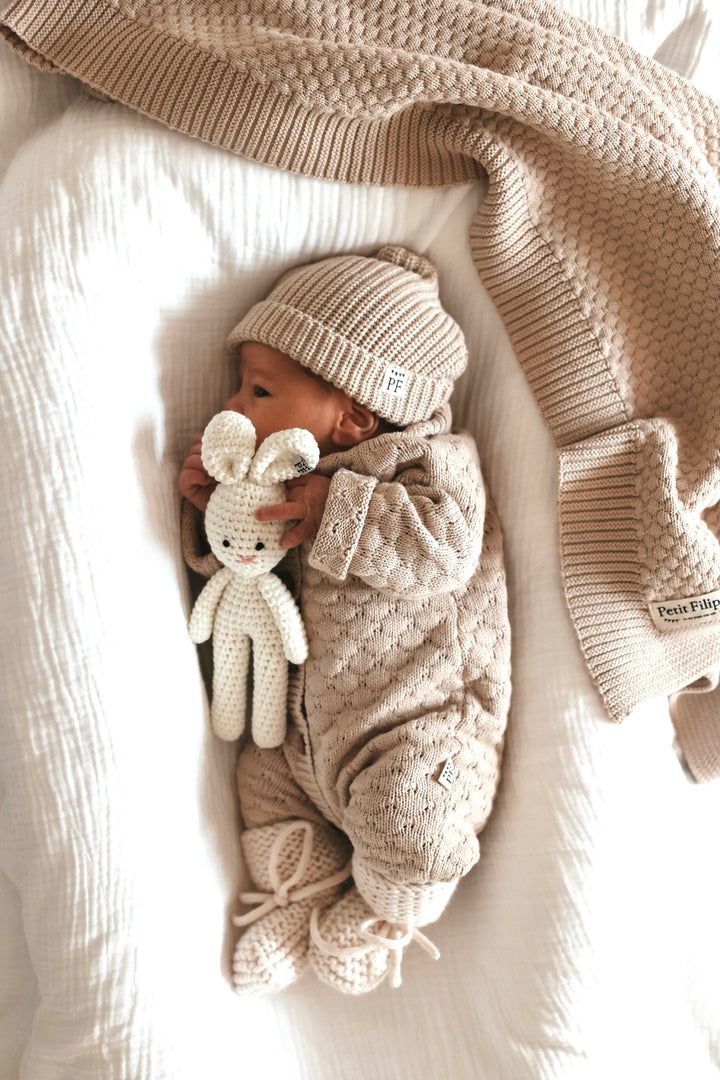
[308,469,378,581]
[352,855,458,927]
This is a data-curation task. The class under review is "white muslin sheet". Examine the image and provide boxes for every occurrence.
[1,3,719,1077]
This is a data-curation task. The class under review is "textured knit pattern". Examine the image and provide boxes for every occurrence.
[227,245,469,426]
[186,402,512,893]
[307,885,442,994]
[308,888,391,995]
[188,412,319,745]
[232,819,352,995]
[298,411,510,888]
[352,857,458,926]
[4,4,718,775]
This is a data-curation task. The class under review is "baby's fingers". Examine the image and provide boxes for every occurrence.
[285,475,310,489]
[182,468,213,487]
[185,451,209,474]
[278,521,309,549]
[193,487,214,513]
[178,481,216,513]
[256,500,305,523]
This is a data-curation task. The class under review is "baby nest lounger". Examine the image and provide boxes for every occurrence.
[0,1,719,1078]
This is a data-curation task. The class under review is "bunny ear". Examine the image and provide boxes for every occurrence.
[248,428,320,485]
[201,411,256,484]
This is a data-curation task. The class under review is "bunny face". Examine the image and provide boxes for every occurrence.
[200,411,320,579]
[205,481,288,578]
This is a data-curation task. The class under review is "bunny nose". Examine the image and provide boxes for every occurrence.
[237,555,256,564]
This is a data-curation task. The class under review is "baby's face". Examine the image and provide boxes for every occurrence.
[223,340,354,456]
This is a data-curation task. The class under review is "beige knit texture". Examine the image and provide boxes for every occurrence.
[308,887,391,995]
[226,245,469,426]
[232,819,352,995]
[4,0,719,779]
[351,857,458,926]
[187,403,512,888]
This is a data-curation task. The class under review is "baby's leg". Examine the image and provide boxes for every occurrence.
[235,739,334,828]
[309,498,511,993]
[345,701,501,917]
[307,700,504,994]
[232,741,352,995]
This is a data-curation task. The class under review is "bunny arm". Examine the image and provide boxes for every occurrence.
[188,567,234,643]
[257,573,308,666]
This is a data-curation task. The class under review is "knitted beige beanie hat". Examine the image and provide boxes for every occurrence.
[226,245,468,426]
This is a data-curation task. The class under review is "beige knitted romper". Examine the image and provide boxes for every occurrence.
[182,401,511,909]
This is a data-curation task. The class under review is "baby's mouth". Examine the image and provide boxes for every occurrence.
[237,555,256,564]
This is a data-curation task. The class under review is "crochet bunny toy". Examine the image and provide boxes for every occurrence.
[188,411,320,748]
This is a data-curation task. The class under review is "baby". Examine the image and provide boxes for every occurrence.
[179,245,511,995]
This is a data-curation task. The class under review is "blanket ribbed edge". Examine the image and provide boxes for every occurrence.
[2,0,720,782]
[0,0,483,186]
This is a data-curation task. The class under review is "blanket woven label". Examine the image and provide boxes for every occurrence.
[648,589,720,631]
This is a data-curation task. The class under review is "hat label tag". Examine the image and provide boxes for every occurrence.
[381,364,409,396]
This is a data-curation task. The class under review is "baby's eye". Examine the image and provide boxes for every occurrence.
[252,386,269,398]
[255,542,265,551]
[222,539,230,548]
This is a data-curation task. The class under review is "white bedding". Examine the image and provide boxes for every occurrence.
[1,3,719,1078]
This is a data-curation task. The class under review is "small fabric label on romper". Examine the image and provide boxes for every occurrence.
[648,588,720,631]
[436,759,455,790]
[381,364,409,396]
[293,456,313,475]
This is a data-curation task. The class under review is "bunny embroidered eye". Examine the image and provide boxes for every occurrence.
[255,542,265,550]
[223,539,231,548]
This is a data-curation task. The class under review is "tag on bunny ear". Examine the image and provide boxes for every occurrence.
[293,456,313,475]
[249,429,320,485]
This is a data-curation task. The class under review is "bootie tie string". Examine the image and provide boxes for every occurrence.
[233,820,352,928]
[309,905,440,988]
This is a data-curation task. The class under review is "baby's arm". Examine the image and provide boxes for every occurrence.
[308,432,486,596]
[179,430,222,579]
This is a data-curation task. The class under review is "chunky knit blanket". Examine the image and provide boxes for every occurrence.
[3,0,719,781]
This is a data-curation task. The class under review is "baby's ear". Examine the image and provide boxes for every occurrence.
[201,411,256,483]
[249,429,320,485]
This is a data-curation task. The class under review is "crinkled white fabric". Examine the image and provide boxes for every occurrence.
[1,2,719,1077]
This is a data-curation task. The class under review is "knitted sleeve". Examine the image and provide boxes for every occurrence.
[180,498,221,580]
[307,433,486,596]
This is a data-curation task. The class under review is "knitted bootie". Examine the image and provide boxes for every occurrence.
[232,819,352,996]
[307,885,443,995]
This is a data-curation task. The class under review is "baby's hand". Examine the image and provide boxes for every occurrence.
[256,474,332,549]
[178,431,218,513]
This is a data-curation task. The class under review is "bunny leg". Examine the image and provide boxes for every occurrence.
[211,630,250,741]
[250,628,288,748]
